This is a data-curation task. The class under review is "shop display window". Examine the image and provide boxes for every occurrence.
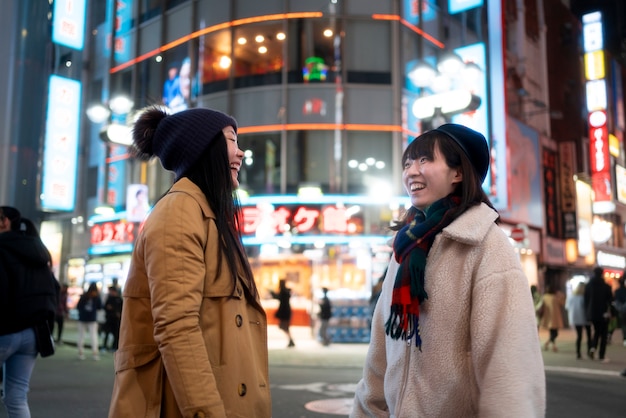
[286,18,337,84]
[285,130,332,194]
[200,28,232,94]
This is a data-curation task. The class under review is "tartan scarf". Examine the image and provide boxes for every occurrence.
[385,195,461,349]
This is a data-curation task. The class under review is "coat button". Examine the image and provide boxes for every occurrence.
[235,315,243,327]
[238,383,247,396]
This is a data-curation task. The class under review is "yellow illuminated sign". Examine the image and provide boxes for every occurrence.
[584,50,605,80]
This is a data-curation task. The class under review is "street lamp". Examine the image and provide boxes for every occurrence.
[408,53,483,127]
[86,96,135,146]
[86,95,135,213]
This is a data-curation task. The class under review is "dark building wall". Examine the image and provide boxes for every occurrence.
[0,0,51,222]
[544,0,586,148]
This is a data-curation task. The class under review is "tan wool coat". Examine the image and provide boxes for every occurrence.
[108,178,271,418]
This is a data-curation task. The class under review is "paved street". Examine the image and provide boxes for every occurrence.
[1,323,625,417]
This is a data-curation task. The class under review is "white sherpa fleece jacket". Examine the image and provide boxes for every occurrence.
[351,203,546,418]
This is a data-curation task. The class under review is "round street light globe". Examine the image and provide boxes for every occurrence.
[109,96,134,115]
[86,104,111,124]
[408,61,436,88]
[437,52,464,75]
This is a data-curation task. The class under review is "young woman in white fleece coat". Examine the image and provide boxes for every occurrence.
[351,124,546,418]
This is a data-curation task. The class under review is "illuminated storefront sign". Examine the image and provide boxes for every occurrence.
[41,75,82,212]
[448,0,483,15]
[106,0,133,64]
[597,250,626,270]
[89,219,136,255]
[242,204,360,237]
[558,142,577,239]
[589,111,611,202]
[589,111,609,173]
[52,0,86,50]
[583,11,612,206]
[542,148,558,237]
[575,180,594,261]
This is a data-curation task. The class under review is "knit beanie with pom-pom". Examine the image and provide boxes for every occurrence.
[132,106,237,180]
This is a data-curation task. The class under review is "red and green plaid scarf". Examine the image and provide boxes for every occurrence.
[385,195,460,349]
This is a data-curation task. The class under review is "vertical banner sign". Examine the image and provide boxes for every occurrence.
[542,147,558,237]
[52,0,86,50]
[558,142,578,239]
[575,180,594,258]
[487,0,508,211]
[107,144,127,209]
[41,75,82,211]
[583,11,611,204]
[589,111,611,201]
[106,0,133,64]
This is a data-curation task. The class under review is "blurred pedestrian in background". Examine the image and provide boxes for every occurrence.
[101,286,122,352]
[108,106,270,417]
[318,287,332,346]
[566,282,591,359]
[76,283,102,361]
[0,207,59,417]
[531,284,542,330]
[351,124,545,417]
[538,281,565,352]
[614,275,626,347]
[271,279,295,348]
[584,266,613,362]
[54,283,69,344]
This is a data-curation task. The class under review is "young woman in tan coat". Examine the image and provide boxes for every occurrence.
[108,107,271,417]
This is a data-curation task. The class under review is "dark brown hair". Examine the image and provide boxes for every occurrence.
[391,130,498,231]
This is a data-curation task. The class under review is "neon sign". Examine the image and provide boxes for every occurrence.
[583,11,611,205]
[242,204,359,236]
[90,220,136,246]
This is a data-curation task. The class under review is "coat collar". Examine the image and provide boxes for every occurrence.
[440,203,499,246]
[168,177,215,219]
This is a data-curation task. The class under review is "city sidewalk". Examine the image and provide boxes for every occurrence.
[58,320,626,374]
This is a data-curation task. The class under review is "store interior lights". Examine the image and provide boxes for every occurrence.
[348,157,385,172]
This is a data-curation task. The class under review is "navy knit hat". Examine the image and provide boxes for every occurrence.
[152,108,237,179]
[434,123,489,183]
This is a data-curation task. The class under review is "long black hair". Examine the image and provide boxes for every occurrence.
[391,130,498,231]
[131,105,257,298]
[185,132,258,298]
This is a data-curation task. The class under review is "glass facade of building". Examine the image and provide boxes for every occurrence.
[81,0,489,337]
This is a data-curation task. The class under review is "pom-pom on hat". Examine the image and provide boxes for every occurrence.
[146,107,237,179]
[434,123,490,183]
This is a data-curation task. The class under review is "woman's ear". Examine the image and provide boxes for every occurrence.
[452,168,463,184]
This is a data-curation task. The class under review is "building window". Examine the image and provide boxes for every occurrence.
[239,133,282,195]
[287,18,337,84]
[200,29,232,94]
[233,22,285,88]
[346,131,393,195]
[345,20,391,84]
[286,130,332,194]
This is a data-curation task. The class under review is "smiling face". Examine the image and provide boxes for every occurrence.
[223,126,243,188]
[402,141,462,211]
